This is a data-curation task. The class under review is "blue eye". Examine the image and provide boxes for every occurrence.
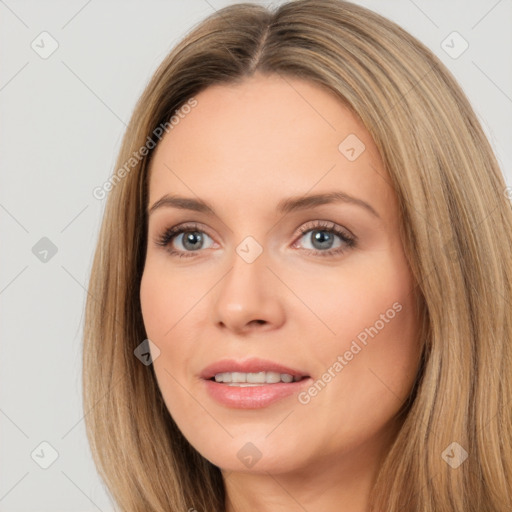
[156,223,214,258]
[294,221,356,257]
[155,220,356,258]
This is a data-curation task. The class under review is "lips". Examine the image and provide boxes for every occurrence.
[199,357,310,380]
[199,357,312,408]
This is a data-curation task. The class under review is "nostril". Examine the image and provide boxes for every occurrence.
[253,320,266,325]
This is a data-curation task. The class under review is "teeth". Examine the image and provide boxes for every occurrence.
[213,371,303,384]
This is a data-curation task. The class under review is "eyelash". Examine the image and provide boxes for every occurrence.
[154,221,357,259]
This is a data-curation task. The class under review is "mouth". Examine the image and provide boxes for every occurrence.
[199,358,311,408]
[200,357,310,385]
[202,371,312,409]
[208,371,309,386]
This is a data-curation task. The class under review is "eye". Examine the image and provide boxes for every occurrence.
[154,220,356,259]
[293,220,356,257]
[155,222,215,258]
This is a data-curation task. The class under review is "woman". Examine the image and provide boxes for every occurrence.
[83,1,512,510]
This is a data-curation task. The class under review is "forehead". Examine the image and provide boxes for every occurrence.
[147,73,395,221]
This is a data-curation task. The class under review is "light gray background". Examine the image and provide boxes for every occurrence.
[1,0,511,510]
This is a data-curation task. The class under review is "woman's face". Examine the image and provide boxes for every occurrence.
[140,73,422,476]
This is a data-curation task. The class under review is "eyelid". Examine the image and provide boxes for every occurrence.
[294,219,355,241]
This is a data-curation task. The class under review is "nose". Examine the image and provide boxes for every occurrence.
[212,247,286,334]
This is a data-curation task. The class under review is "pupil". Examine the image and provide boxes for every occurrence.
[312,230,332,249]
[183,232,202,250]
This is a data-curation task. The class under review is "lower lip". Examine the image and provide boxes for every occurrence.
[202,378,312,409]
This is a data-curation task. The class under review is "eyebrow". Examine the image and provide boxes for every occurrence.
[148,191,380,219]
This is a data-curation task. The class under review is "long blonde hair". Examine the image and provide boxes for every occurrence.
[83,1,512,510]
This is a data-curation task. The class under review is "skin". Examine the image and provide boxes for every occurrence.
[140,72,422,512]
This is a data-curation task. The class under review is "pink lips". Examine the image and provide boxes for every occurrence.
[199,357,311,409]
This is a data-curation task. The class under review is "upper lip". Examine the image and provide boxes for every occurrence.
[199,358,310,380]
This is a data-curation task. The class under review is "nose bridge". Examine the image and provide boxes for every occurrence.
[219,239,270,307]
[213,237,285,331]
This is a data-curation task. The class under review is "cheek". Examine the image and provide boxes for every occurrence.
[140,268,175,338]
[293,249,420,408]
[139,266,196,416]
[139,262,208,339]
[287,278,420,459]
[139,266,200,380]
[139,265,193,388]
[290,250,416,346]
